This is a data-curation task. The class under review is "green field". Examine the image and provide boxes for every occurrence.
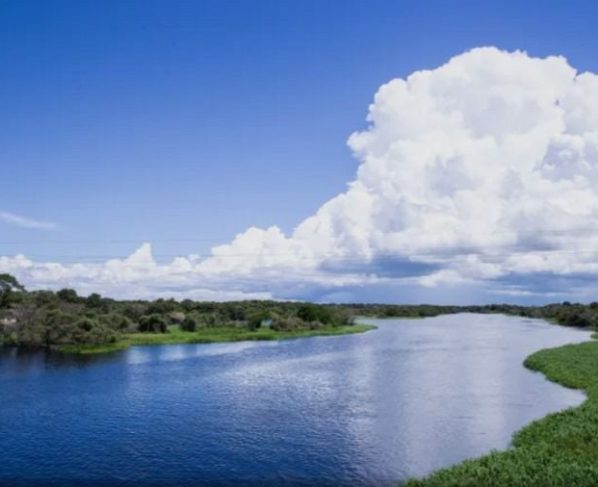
[406,336,598,486]
[58,323,376,354]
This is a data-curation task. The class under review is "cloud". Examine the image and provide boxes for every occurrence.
[4,47,598,302]
[0,211,56,230]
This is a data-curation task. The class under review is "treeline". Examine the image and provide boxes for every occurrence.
[0,274,354,349]
[466,302,598,328]
[2,273,598,350]
[332,303,463,318]
[336,302,598,328]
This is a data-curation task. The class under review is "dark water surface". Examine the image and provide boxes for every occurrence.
[0,314,591,486]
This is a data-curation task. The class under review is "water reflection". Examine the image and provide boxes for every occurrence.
[0,314,590,486]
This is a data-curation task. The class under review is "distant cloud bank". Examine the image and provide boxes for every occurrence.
[4,47,598,302]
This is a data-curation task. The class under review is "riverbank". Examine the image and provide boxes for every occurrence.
[406,334,598,486]
[57,323,377,354]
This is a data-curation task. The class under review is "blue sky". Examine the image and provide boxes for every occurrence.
[3,1,598,303]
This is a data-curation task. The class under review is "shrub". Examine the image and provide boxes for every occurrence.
[138,314,168,333]
[297,304,334,325]
[180,316,197,332]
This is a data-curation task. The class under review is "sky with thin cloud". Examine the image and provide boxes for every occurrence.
[3,1,598,303]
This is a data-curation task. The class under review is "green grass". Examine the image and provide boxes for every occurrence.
[58,323,376,355]
[406,338,598,486]
[58,341,131,354]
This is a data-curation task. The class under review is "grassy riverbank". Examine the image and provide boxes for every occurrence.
[406,336,598,486]
[58,323,376,354]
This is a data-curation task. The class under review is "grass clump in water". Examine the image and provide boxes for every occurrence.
[406,339,598,486]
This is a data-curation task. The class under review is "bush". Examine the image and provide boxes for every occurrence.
[98,313,133,331]
[147,299,178,315]
[180,316,197,332]
[271,316,304,332]
[138,314,168,333]
[247,310,270,331]
[57,288,80,303]
[297,304,334,325]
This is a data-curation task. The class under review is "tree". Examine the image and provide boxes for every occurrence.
[0,274,25,308]
[180,316,197,332]
[138,314,168,333]
[7,301,44,347]
[86,293,104,308]
[297,304,333,325]
[32,290,59,307]
[181,299,195,312]
[247,310,270,331]
[106,314,133,331]
[147,299,178,314]
[57,288,79,303]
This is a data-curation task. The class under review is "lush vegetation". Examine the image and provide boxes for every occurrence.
[0,274,366,353]
[3,272,598,354]
[406,338,598,486]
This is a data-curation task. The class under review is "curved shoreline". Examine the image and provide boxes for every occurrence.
[406,333,598,486]
[57,323,377,354]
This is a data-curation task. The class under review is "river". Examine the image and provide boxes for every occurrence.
[0,313,590,486]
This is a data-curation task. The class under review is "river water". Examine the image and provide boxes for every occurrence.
[0,313,590,486]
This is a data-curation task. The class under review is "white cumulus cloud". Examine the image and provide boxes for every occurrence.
[4,47,598,302]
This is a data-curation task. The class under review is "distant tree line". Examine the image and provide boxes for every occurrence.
[2,273,598,350]
[334,302,598,328]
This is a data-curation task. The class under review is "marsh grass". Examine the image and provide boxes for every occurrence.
[406,338,598,486]
[58,323,376,354]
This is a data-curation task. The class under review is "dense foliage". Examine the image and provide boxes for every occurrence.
[2,273,598,351]
[0,275,355,349]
